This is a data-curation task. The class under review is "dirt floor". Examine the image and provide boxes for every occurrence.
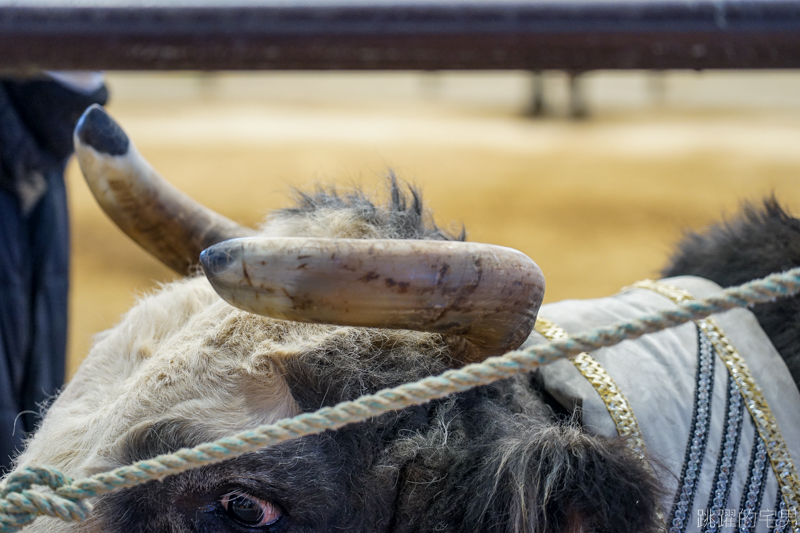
[65,71,800,377]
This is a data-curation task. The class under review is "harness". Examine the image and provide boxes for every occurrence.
[528,276,800,533]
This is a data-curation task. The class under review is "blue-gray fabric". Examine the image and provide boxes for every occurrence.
[0,78,107,474]
[526,276,800,532]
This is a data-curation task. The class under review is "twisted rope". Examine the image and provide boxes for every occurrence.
[3,267,800,532]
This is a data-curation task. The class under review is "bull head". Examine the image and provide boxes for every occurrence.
[73,104,545,363]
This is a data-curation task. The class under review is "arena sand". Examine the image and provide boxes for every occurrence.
[66,74,800,376]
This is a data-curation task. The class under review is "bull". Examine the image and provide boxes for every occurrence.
[4,105,800,533]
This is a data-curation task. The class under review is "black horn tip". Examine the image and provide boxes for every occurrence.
[75,104,130,156]
[200,241,242,280]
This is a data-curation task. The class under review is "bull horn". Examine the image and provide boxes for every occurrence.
[201,237,545,363]
[73,104,255,275]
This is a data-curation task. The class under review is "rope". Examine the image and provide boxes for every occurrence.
[2,266,800,531]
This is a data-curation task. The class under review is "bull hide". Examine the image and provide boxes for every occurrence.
[4,106,800,533]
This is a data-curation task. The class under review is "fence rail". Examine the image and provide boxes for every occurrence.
[2,1,800,71]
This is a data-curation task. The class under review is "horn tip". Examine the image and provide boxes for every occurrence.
[75,104,130,156]
[200,241,242,280]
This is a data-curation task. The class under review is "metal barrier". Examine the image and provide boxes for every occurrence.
[2,1,800,71]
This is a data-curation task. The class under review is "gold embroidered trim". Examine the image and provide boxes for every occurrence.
[630,279,800,529]
[534,317,647,459]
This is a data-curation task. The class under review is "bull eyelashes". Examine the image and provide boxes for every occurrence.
[73,104,255,276]
[201,237,545,362]
[220,491,282,528]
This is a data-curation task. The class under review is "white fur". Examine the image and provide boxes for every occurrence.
[13,274,306,530]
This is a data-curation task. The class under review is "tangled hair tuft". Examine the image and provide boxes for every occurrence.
[274,174,466,242]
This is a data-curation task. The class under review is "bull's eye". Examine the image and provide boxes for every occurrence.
[220,491,282,528]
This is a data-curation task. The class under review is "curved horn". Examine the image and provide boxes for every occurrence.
[73,104,255,275]
[201,237,545,363]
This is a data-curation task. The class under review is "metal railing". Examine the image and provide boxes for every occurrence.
[2,1,800,71]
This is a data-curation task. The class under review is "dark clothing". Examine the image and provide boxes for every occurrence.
[0,78,107,473]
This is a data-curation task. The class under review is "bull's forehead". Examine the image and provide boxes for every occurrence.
[15,277,302,477]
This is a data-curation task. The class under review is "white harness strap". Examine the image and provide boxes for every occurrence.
[633,280,800,533]
[525,276,800,532]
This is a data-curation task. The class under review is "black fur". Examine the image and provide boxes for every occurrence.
[97,313,663,532]
[279,174,466,242]
[663,198,800,389]
[96,379,662,533]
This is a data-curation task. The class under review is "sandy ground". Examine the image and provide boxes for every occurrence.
[65,71,800,377]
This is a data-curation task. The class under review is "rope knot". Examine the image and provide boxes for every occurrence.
[0,466,90,532]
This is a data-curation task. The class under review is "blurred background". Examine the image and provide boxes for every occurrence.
[66,69,800,375]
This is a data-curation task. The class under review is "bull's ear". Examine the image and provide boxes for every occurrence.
[73,104,255,275]
[200,237,545,364]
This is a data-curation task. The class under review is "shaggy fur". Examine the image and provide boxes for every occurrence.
[267,174,465,242]
[91,379,661,533]
[663,198,800,390]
